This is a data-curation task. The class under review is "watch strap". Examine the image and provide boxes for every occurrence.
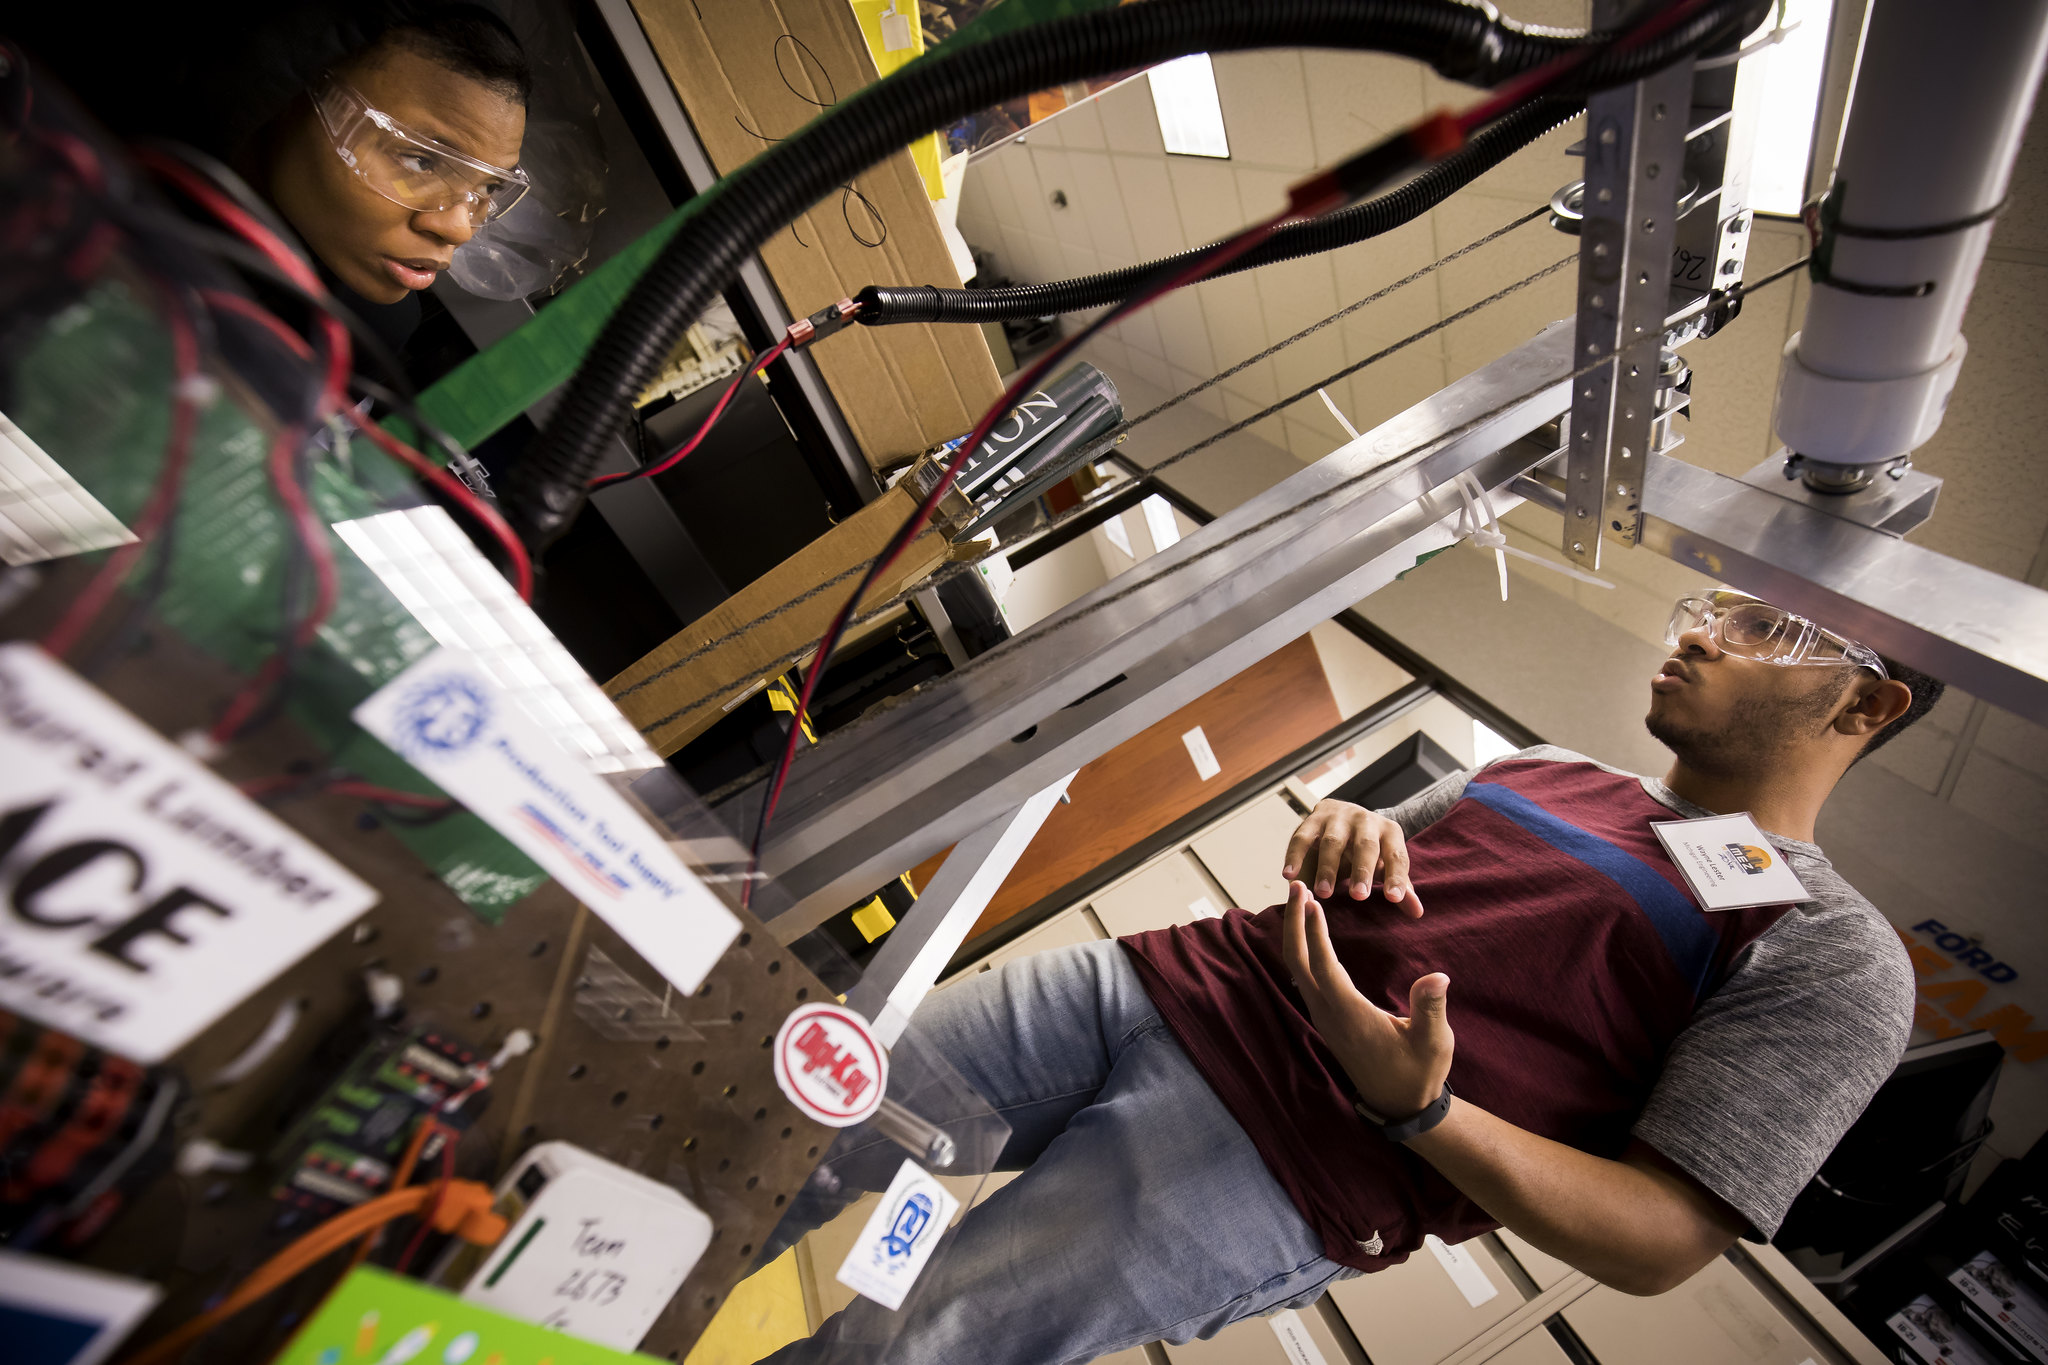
[1356,1080,1454,1144]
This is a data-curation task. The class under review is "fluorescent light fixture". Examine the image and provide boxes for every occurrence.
[334,506,662,776]
[1149,54,1229,159]
[1140,495,1181,552]
[1736,0,1835,215]
[0,409,138,566]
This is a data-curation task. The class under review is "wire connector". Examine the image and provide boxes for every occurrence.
[787,297,863,349]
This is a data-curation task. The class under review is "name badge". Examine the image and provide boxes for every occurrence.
[1651,812,1813,911]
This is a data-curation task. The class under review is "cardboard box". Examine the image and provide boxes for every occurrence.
[629,0,1004,472]
[605,462,973,756]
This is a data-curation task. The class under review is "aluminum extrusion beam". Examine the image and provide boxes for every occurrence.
[845,776,1076,1046]
[744,322,1579,932]
[1562,14,1693,570]
[1639,454,2048,724]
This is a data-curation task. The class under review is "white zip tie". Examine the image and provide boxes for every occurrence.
[1318,388,1362,441]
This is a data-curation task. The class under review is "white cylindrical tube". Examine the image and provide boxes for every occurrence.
[1775,0,2048,476]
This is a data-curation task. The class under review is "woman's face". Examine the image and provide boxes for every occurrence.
[270,44,526,304]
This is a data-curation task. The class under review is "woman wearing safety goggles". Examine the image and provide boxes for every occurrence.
[269,15,530,311]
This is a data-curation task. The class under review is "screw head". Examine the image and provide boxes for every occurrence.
[1572,541,1586,553]
[1600,127,1617,145]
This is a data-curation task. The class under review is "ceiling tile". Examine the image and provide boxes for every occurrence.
[1254,254,1343,341]
[1058,97,1108,151]
[1098,75,1165,158]
[1153,291,1216,375]
[1267,326,1349,413]
[1123,346,1171,393]
[999,148,1055,240]
[1115,155,1188,258]
[1033,148,1095,252]
[1213,50,1316,171]
[1233,164,1295,223]
[1068,150,1137,264]
[1193,272,1269,370]
[1302,51,1426,167]
[1167,156,1246,247]
[1115,308,1166,361]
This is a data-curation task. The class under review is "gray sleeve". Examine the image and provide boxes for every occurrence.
[1632,880,1914,1238]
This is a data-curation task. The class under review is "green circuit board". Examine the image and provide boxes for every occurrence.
[14,275,544,919]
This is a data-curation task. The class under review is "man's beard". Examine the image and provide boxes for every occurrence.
[1646,683,1843,778]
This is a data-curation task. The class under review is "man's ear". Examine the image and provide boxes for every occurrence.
[1835,676,1914,740]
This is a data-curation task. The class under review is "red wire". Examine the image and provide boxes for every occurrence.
[394,1127,458,1274]
[347,414,537,602]
[199,287,314,362]
[588,336,793,491]
[208,424,334,743]
[139,150,351,416]
[327,780,454,811]
[741,210,1297,902]
[40,299,202,660]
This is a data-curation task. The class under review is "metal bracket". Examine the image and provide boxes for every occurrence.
[1563,38,1695,568]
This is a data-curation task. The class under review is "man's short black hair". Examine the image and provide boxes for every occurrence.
[385,5,532,106]
[1860,656,1946,758]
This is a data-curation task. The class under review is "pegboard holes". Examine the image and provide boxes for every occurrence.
[767,960,781,975]
[655,1036,671,1051]
[738,932,752,948]
[740,1242,754,1258]
[698,983,713,997]
[528,939,548,958]
[717,1157,732,1173]
[470,1001,491,1019]
[610,1090,628,1107]
[760,1036,773,1049]
[729,1010,744,1024]
[649,1114,664,1130]
[683,1137,698,1152]
[703,1296,718,1310]
[781,1127,793,1139]
[568,1063,587,1080]
[415,965,438,985]
[753,1107,767,1121]
[352,923,380,946]
[774,1194,787,1207]
[722,1084,738,1098]
[795,987,809,1001]
[808,1146,820,1158]
[745,1175,759,1190]
[691,1060,706,1076]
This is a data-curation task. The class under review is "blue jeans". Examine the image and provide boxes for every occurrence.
[759,940,1355,1365]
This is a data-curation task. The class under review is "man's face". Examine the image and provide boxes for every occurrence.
[1644,609,1860,775]
[270,45,526,304]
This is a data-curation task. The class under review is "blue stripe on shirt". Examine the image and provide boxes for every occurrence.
[1463,781,1716,998]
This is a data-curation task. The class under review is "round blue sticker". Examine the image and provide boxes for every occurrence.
[392,673,491,758]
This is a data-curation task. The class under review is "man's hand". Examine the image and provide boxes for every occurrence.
[1281,880,1451,1122]
[1283,800,1423,916]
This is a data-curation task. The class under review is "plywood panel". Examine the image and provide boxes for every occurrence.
[965,633,1342,938]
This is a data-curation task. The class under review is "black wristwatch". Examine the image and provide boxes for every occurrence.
[1355,1081,1454,1144]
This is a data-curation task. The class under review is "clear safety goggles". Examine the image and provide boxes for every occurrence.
[1665,591,1888,679]
[312,79,529,226]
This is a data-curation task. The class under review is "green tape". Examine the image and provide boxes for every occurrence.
[482,1215,547,1289]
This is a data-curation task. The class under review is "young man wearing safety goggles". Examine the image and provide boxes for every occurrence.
[761,590,1942,1365]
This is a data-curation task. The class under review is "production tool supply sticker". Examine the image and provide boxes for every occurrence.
[353,648,740,996]
[0,644,379,1063]
[773,1001,887,1128]
[835,1158,960,1311]
[1650,812,1814,912]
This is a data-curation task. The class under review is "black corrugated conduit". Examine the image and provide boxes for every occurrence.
[855,97,1583,327]
[508,0,1769,551]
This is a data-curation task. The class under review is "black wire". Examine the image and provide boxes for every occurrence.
[349,376,480,483]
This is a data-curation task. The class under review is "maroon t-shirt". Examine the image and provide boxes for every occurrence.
[1119,757,1791,1271]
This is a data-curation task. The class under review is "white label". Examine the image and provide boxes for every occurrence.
[1651,813,1813,910]
[464,1161,711,1350]
[1182,726,1221,781]
[773,1002,888,1128]
[1188,896,1221,921]
[353,649,739,996]
[879,7,914,50]
[1269,1309,1330,1365]
[1891,1295,2003,1365]
[0,1247,160,1365]
[1952,1251,2048,1360]
[0,645,378,1062]
[1425,1235,1499,1308]
[836,1159,960,1311]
